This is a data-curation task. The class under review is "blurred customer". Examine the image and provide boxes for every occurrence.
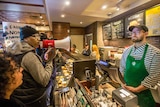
[120,25,160,107]
[82,44,91,56]
[54,49,66,73]
[0,54,25,107]
[71,44,80,54]
[91,44,100,60]
[6,26,54,107]
[46,31,53,40]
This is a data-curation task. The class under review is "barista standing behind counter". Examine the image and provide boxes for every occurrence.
[120,25,160,107]
[91,44,100,61]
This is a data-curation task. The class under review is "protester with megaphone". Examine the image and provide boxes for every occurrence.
[6,26,55,107]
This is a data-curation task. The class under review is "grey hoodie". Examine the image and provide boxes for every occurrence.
[6,41,53,105]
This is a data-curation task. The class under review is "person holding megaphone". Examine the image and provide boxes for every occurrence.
[6,26,56,107]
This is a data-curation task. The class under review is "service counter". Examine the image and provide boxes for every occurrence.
[53,52,138,107]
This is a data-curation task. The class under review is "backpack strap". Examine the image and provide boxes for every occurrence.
[14,50,35,65]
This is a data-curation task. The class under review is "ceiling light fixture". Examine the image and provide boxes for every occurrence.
[118,0,122,2]
[61,14,65,18]
[80,21,83,24]
[101,5,107,10]
[65,1,70,6]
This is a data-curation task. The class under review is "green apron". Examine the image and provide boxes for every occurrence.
[124,44,155,107]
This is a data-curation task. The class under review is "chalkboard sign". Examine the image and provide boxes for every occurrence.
[103,23,112,40]
[124,11,145,38]
[146,5,160,36]
[112,20,124,39]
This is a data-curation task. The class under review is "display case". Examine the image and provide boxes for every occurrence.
[54,58,123,106]
[53,50,137,107]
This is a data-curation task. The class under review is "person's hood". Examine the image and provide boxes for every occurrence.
[6,41,35,55]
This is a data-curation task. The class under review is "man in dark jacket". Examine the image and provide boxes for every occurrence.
[82,44,91,56]
[6,26,54,107]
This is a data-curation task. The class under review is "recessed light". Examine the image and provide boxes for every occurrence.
[17,20,20,22]
[61,14,65,18]
[101,5,107,10]
[65,1,70,6]
[80,21,83,24]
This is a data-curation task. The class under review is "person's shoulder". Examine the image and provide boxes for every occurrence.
[123,45,133,53]
[22,51,42,63]
[22,51,35,59]
[148,44,160,54]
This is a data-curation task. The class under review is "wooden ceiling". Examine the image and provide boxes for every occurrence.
[0,10,48,26]
[0,0,48,26]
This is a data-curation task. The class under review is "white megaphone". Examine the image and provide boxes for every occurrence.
[42,36,70,51]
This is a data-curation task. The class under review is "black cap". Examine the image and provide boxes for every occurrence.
[20,26,38,40]
[128,25,148,32]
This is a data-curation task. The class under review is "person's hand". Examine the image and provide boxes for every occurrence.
[123,85,139,93]
[44,48,51,60]
[44,47,56,62]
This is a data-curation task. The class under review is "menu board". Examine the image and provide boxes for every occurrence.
[103,23,112,40]
[146,5,160,36]
[124,11,144,38]
[112,20,124,39]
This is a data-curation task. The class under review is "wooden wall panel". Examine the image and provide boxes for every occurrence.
[52,22,70,40]
[70,27,85,35]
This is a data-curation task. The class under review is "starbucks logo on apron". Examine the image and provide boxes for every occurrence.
[132,61,136,66]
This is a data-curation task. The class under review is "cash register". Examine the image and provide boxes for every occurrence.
[112,87,138,107]
[96,60,138,107]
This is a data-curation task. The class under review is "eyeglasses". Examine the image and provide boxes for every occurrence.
[131,30,141,35]
[131,30,145,35]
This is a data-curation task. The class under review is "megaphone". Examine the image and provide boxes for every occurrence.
[42,36,70,51]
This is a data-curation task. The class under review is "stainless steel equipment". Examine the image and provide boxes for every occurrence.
[99,46,115,61]
[112,87,138,107]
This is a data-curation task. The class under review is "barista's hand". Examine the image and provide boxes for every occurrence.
[123,85,139,93]
[123,84,147,93]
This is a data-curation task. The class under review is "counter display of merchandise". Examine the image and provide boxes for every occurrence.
[55,59,74,89]
[53,52,138,107]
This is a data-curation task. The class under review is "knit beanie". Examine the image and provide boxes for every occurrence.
[20,26,38,40]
